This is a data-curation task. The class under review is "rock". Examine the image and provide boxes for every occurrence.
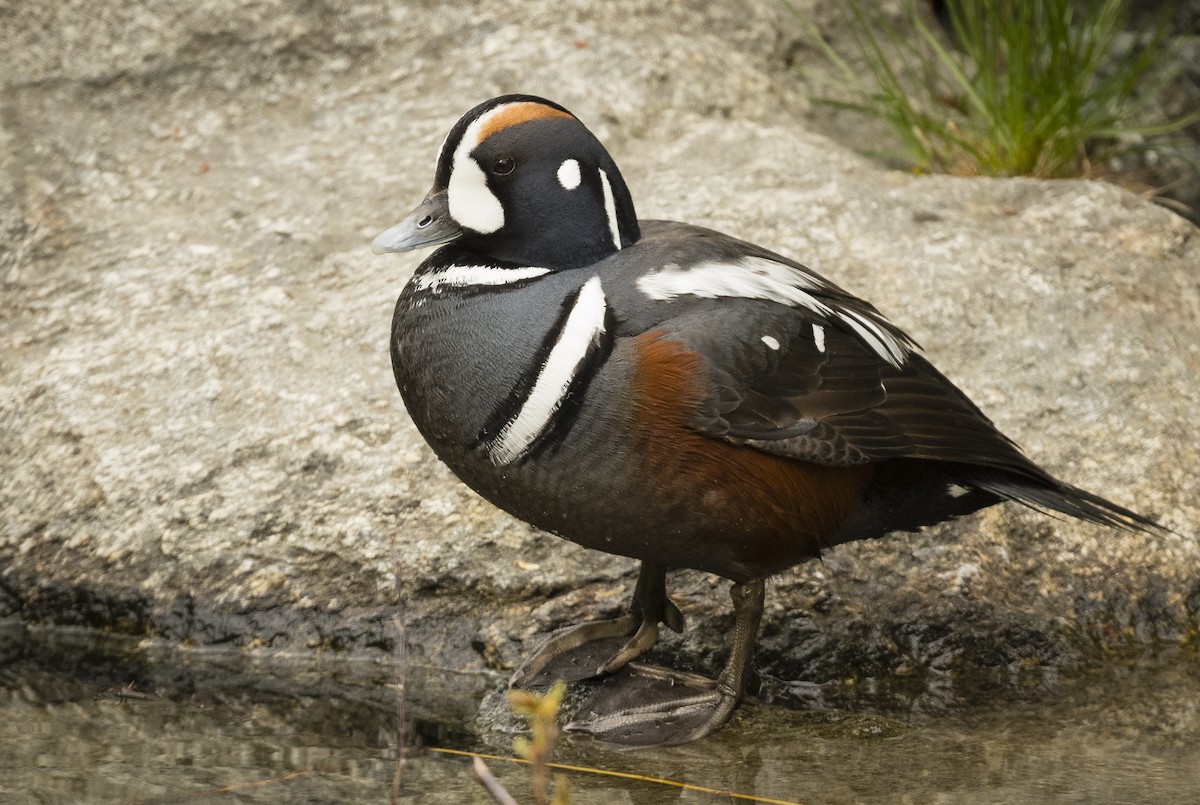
[1,0,1197,706]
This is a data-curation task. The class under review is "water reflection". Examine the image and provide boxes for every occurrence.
[1,623,1197,804]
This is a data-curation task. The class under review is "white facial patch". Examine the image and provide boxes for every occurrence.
[637,256,910,367]
[557,159,581,190]
[443,100,575,235]
[489,276,608,465]
[598,168,622,250]
[812,323,826,353]
[445,107,514,234]
[415,265,551,293]
[447,153,504,234]
[761,335,780,351]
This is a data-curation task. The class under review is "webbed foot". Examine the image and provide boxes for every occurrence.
[564,578,766,746]
[509,562,683,688]
[566,662,740,745]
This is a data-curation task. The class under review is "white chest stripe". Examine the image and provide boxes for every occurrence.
[489,276,608,465]
[415,265,551,293]
[598,169,622,250]
[636,257,909,367]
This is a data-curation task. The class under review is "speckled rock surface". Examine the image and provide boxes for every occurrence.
[1,0,1198,708]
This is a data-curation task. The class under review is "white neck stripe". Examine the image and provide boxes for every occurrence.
[415,265,551,293]
[598,169,621,250]
[489,276,608,464]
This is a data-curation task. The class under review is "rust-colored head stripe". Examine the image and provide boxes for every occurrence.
[477,102,574,144]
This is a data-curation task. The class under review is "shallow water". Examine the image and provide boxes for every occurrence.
[2,623,1198,804]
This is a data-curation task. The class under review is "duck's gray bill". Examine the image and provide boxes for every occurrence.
[372,190,461,254]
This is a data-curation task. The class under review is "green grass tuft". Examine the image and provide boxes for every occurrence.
[805,0,1200,179]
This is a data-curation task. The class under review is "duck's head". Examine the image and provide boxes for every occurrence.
[373,95,639,269]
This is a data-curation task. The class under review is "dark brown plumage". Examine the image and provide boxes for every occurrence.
[374,95,1166,746]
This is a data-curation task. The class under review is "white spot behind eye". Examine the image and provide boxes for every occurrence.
[761,335,780,350]
[557,159,581,190]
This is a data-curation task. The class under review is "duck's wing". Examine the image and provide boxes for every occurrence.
[610,225,1161,532]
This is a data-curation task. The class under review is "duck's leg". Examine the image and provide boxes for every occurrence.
[509,562,684,688]
[565,577,765,746]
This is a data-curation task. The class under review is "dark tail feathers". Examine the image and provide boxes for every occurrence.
[973,476,1168,534]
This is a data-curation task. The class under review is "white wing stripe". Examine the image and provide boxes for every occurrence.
[636,257,909,367]
[489,276,607,465]
[636,258,833,317]
[837,309,907,366]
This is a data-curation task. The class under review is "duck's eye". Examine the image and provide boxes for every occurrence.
[492,156,516,176]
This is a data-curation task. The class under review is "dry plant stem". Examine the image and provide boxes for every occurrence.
[389,609,406,804]
[509,683,569,804]
[474,757,520,805]
[390,557,408,805]
[533,735,551,804]
[529,718,555,804]
[551,776,571,805]
[392,608,407,751]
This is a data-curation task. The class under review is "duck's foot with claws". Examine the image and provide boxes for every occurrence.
[566,578,765,746]
[509,562,683,688]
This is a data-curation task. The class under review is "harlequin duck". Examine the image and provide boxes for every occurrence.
[373,95,1163,746]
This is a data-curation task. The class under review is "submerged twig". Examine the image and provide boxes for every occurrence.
[438,747,809,805]
[473,756,520,805]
